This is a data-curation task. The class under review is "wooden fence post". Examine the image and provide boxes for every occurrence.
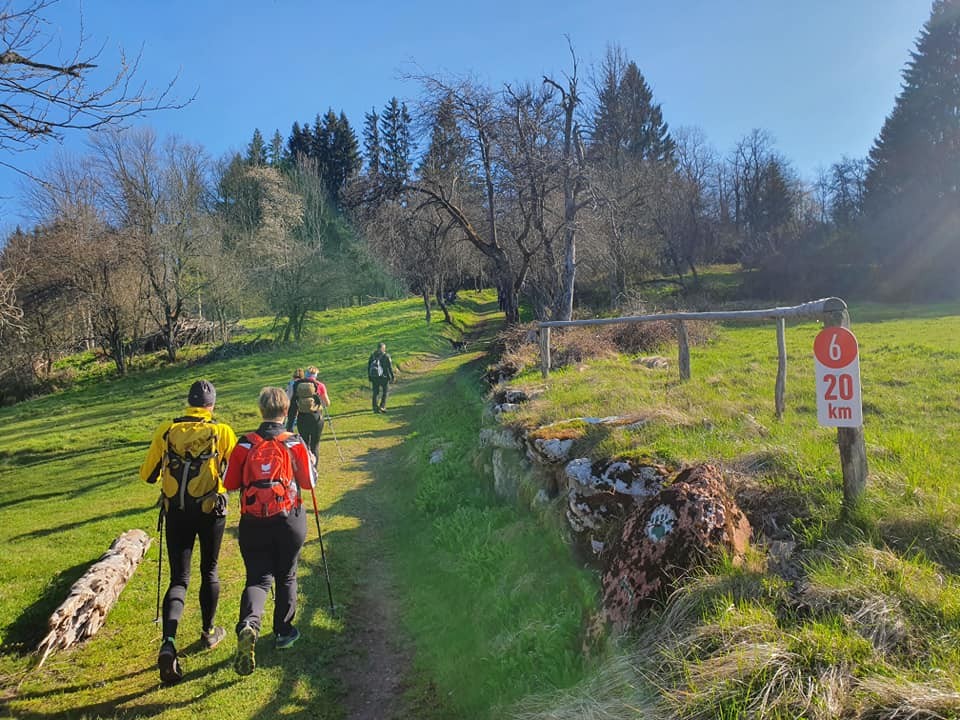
[775,318,787,419]
[677,320,691,381]
[540,327,551,379]
[823,298,868,514]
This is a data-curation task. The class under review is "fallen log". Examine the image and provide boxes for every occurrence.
[36,529,152,667]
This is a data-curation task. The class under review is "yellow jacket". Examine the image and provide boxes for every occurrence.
[140,407,238,504]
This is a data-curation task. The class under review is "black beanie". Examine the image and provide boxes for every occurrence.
[188,379,216,407]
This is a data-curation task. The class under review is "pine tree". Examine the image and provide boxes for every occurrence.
[246,128,267,166]
[591,48,674,166]
[286,121,312,163]
[419,95,469,182]
[379,97,413,196]
[864,0,960,294]
[268,129,284,168]
[328,111,361,195]
[311,112,332,168]
[363,108,382,177]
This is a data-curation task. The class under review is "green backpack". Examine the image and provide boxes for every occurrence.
[161,418,225,513]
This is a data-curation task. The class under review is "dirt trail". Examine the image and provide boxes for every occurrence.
[338,551,409,720]
[326,308,499,719]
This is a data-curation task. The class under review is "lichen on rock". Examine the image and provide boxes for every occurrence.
[601,463,752,630]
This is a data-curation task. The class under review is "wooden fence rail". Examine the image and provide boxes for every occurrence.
[537,297,868,511]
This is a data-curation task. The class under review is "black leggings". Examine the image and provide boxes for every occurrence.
[297,411,323,460]
[162,508,226,640]
[237,511,307,635]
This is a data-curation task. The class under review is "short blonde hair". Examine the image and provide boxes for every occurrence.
[306,365,319,376]
[258,386,289,419]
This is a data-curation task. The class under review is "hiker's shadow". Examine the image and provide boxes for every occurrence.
[10,676,238,719]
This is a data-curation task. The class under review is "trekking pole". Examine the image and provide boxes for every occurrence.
[323,408,345,463]
[154,506,165,623]
[309,487,336,614]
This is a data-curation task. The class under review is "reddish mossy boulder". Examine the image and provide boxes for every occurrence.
[601,463,751,629]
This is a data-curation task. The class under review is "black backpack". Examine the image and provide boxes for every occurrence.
[368,353,384,380]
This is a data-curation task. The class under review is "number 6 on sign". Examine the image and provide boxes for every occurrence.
[813,327,862,428]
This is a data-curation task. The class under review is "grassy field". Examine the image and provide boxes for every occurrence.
[0,292,595,719]
[4,288,960,719]
[504,301,960,719]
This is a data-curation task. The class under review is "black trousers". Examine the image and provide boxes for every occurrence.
[296,411,323,460]
[162,507,226,640]
[237,510,307,636]
[372,379,389,410]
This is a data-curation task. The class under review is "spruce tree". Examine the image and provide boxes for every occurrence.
[246,128,267,166]
[363,108,382,177]
[286,121,312,163]
[268,129,285,168]
[591,49,674,165]
[864,0,960,295]
[328,111,361,195]
[419,95,469,182]
[379,97,413,196]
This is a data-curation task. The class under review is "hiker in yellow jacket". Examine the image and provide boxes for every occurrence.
[140,379,238,685]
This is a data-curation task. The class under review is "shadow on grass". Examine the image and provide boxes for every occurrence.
[0,442,147,473]
[0,473,126,512]
[9,506,150,542]
[9,676,237,720]
[1,560,93,656]
[878,515,960,574]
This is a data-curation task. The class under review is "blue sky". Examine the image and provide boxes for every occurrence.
[0,0,932,226]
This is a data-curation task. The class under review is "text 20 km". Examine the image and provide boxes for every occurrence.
[822,373,855,401]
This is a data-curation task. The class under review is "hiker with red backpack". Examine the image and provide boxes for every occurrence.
[285,366,330,459]
[139,379,238,685]
[224,387,318,675]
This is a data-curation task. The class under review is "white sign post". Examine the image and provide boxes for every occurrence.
[813,326,862,428]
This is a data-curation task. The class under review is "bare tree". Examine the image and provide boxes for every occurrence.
[543,41,588,321]
[93,129,213,361]
[406,75,528,324]
[0,0,185,174]
[0,265,23,335]
[25,154,146,375]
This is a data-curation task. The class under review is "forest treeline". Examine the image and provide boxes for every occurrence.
[0,0,957,400]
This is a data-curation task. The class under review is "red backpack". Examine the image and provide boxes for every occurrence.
[240,432,301,518]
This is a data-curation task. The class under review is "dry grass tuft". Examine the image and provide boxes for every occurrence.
[857,676,960,720]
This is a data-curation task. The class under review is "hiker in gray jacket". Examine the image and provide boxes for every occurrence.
[367,342,395,413]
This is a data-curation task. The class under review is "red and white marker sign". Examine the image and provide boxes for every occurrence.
[813,326,862,427]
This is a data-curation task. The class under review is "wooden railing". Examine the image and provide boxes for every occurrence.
[537,297,868,511]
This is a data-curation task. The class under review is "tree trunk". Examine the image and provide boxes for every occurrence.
[164,321,177,363]
[36,529,152,667]
[436,287,452,324]
[497,272,520,325]
[422,289,432,324]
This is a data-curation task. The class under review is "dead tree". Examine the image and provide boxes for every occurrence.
[36,529,152,667]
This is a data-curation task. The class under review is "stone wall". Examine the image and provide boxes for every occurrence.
[479,387,752,627]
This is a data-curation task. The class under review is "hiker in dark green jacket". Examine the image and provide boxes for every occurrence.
[367,342,395,413]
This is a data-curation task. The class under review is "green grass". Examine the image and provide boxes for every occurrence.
[501,301,960,719]
[7,288,960,719]
[0,291,599,720]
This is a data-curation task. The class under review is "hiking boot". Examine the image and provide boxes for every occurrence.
[158,640,183,685]
[275,627,301,650]
[234,625,257,676]
[200,625,226,650]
